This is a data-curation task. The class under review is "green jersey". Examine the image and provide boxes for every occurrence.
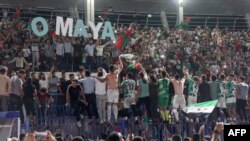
[187,76,199,97]
[158,78,170,98]
[121,79,136,97]
[226,81,236,98]
[217,80,226,98]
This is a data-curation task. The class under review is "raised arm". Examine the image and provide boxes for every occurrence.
[95,75,107,82]
[8,57,16,64]
[116,55,124,75]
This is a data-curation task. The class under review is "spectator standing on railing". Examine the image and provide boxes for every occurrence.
[73,39,83,71]
[198,74,210,103]
[157,70,170,123]
[47,70,60,103]
[37,87,52,125]
[9,69,25,123]
[0,68,10,111]
[148,75,159,122]
[85,38,96,71]
[225,74,237,122]
[31,72,40,91]
[64,38,74,71]
[39,72,48,89]
[186,72,199,106]
[44,39,54,70]
[66,79,87,127]
[236,76,249,124]
[209,75,219,121]
[31,39,40,70]
[79,70,98,120]
[96,40,112,68]
[59,71,67,103]
[54,37,65,71]
[23,78,36,116]
[121,72,136,120]
[22,41,31,63]
[8,52,31,71]
[95,63,122,123]
[216,74,228,120]
[136,72,150,119]
[94,70,107,123]
[171,69,187,122]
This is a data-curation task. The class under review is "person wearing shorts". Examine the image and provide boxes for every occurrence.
[96,61,122,122]
[121,72,136,118]
[226,74,237,121]
[171,69,187,122]
[158,71,170,122]
[186,74,199,106]
[216,74,227,119]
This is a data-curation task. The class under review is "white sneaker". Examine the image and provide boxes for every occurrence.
[77,121,82,127]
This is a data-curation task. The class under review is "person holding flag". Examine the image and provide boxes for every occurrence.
[116,24,134,50]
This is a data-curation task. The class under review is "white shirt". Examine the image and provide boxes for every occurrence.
[94,77,106,95]
[31,44,39,52]
[56,43,64,56]
[96,45,105,56]
[39,79,48,89]
[23,49,31,58]
[64,42,73,53]
[85,44,96,56]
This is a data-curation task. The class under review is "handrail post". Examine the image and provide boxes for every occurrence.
[117,14,121,26]
[233,18,237,31]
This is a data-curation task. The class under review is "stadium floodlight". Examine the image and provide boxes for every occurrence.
[179,0,183,5]
[177,0,184,24]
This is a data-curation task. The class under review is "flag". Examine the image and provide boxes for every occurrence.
[50,31,56,38]
[12,18,22,28]
[116,27,133,49]
[176,17,191,30]
[184,17,191,23]
[184,100,218,118]
[15,8,20,18]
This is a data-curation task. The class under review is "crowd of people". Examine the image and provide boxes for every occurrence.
[0,8,250,141]
[7,121,225,141]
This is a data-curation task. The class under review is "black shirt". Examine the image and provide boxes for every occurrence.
[32,79,40,91]
[23,83,36,99]
[67,84,83,103]
[60,78,70,94]
[198,81,211,102]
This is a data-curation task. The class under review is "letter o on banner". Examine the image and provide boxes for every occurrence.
[31,17,48,37]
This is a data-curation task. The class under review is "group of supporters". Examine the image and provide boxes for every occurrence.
[0,54,249,128]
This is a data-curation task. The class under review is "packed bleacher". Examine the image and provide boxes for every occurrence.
[0,7,250,141]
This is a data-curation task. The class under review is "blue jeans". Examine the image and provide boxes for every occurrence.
[85,56,94,71]
[56,55,64,71]
[0,96,8,111]
[46,57,52,70]
[85,94,99,119]
[96,56,103,68]
[64,53,73,71]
